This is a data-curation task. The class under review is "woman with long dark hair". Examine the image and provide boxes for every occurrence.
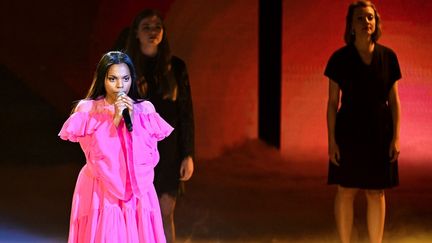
[126,9,195,243]
[59,51,172,242]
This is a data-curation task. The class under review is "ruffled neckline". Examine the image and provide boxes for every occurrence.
[93,97,113,108]
[87,97,115,114]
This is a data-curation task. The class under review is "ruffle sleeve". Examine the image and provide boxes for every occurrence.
[58,112,101,142]
[138,112,174,141]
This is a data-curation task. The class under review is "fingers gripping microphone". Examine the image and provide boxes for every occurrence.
[117,92,133,132]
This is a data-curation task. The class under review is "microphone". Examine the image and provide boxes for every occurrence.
[117,91,133,132]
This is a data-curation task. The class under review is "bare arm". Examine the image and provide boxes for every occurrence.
[388,81,401,162]
[327,79,341,165]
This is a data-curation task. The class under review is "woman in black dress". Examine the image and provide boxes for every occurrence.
[325,1,401,242]
[126,9,195,243]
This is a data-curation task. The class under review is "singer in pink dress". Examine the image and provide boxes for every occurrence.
[59,51,172,243]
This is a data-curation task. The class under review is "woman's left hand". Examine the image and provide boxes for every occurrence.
[389,138,400,163]
[179,156,194,181]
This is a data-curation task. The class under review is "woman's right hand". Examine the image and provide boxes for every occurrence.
[113,93,133,127]
[328,141,341,166]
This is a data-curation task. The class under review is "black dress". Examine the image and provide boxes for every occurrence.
[142,56,195,196]
[324,43,401,189]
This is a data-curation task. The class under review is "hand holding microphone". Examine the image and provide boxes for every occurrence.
[115,91,133,132]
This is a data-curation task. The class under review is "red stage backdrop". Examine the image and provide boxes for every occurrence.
[1,0,430,162]
[165,0,258,158]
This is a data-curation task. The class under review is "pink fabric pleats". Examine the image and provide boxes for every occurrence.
[59,99,171,243]
[67,163,165,243]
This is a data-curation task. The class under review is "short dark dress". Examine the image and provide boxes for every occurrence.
[324,43,401,189]
[142,56,195,196]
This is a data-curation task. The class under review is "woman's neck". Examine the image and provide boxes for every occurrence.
[140,45,158,57]
[354,36,374,53]
[354,37,375,65]
[104,95,116,105]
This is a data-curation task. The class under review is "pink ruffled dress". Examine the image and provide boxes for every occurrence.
[59,98,173,243]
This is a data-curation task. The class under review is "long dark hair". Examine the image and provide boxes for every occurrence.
[85,51,140,100]
[344,0,382,44]
[126,9,177,100]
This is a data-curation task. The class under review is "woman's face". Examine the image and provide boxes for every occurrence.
[136,15,164,49]
[352,6,376,38]
[104,63,131,103]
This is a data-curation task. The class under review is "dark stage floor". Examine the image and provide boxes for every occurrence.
[0,140,431,243]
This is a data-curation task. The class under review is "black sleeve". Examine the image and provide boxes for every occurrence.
[389,49,402,84]
[175,58,195,160]
[324,50,343,85]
